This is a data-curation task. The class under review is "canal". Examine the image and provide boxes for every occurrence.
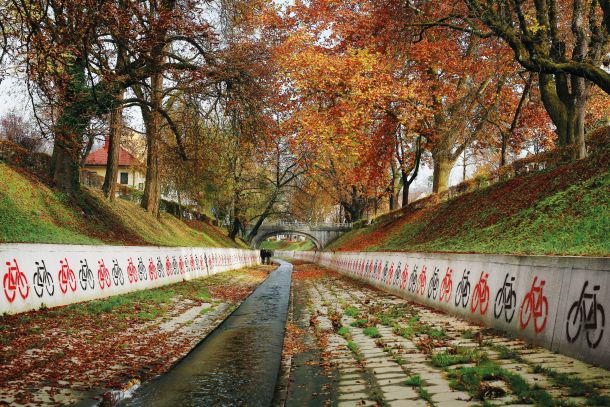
[120,260,293,407]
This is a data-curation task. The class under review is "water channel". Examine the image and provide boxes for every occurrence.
[120,260,293,407]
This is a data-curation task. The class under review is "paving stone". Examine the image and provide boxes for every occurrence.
[387,399,428,407]
[430,391,471,402]
[425,384,454,394]
[337,401,377,407]
[435,401,477,407]
[338,384,368,393]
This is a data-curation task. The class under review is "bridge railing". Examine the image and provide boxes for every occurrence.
[261,221,352,229]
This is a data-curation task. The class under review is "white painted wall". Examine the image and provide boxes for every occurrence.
[1,244,259,315]
[279,250,610,370]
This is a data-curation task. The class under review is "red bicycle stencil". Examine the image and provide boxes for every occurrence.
[165,256,173,276]
[416,266,427,296]
[58,258,76,294]
[3,259,29,302]
[97,259,112,289]
[471,271,490,315]
[148,258,157,280]
[439,268,453,303]
[519,276,549,333]
[127,258,138,283]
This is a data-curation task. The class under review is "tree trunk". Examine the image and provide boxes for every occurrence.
[432,153,455,193]
[102,92,124,200]
[247,191,278,241]
[539,73,588,160]
[141,73,163,217]
[401,177,410,207]
[50,59,90,194]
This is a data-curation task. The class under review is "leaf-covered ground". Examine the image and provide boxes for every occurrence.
[327,153,610,256]
[0,162,246,247]
[279,262,610,406]
[0,266,272,406]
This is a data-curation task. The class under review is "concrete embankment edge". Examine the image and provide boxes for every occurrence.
[278,250,610,370]
[1,243,259,315]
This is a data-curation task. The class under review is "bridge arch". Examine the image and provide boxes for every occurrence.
[252,230,322,250]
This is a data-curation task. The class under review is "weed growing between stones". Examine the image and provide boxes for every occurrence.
[344,307,359,317]
[431,347,488,367]
[447,361,573,406]
[533,365,610,405]
[404,375,422,387]
[363,326,381,338]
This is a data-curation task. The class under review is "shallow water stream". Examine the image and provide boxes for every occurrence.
[120,260,292,407]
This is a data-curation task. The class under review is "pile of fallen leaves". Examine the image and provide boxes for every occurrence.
[209,284,257,303]
[287,260,312,266]
[292,264,329,280]
[282,323,308,358]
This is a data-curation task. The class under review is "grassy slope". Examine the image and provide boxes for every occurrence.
[327,153,609,256]
[259,239,315,251]
[0,162,244,248]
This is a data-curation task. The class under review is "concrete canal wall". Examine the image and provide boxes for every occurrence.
[279,250,610,370]
[1,244,259,315]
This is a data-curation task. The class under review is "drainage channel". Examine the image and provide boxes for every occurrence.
[119,260,293,407]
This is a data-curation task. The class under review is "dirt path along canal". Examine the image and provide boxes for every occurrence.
[121,260,293,407]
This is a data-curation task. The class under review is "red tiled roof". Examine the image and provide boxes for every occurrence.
[83,140,141,167]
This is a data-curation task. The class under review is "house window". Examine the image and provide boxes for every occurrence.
[120,172,129,185]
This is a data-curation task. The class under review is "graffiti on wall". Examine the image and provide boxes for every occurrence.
[280,250,609,370]
[566,281,605,348]
[1,246,259,314]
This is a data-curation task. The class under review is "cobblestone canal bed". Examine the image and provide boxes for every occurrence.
[278,261,610,407]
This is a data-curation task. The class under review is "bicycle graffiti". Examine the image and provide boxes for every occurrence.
[3,259,29,302]
[566,281,605,348]
[33,260,54,298]
[439,268,453,303]
[380,261,389,283]
[399,264,409,290]
[494,273,517,323]
[454,270,471,308]
[416,266,427,296]
[471,271,490,315]
[127,258,138,283]
[137,257,147,281]
[519,276,548,334]
[58,258,76,294]
[386,262,395,286]
[79,259,95,291]
[392,262,402,287]
[156,257,165,279]
[427,267,440,300]
[97,259,112,289]
[407,265,419,293]
[111,259,125,286]
[148,258,157,280]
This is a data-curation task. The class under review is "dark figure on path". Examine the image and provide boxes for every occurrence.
[260,249,266,264]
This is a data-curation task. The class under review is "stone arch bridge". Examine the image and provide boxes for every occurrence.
[247,221,352,249]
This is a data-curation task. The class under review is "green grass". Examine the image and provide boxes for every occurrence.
[431,348,488,367]
[0,162,240,247]
[259,239,315,251]
[363,326,381,338]
[447,361,570,405]
[344,307,360,317]
[326,156,610,256]
[404,375,422,387]
[338,326,350,337]
[534,365,610,404]
[350,319,368,328]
